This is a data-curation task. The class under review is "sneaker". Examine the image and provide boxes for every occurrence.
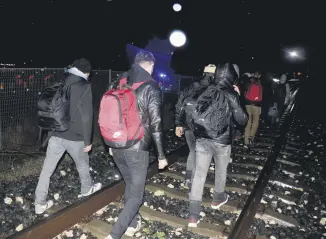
[211,194,229,210]
[78,183,102,198]
[244,144,249,149]
[188,216,200,228]
[183,179,191,189]
[125,217,142,236]
[35,200,54,214]
[248,137,254,145]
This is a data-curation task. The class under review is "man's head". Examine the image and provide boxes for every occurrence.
[134,51,156,75]
[253,71,262,79]
[203,64,216,77]
[280,73,287,84]
[72,58,92,77]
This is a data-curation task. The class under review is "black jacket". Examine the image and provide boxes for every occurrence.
[175,75,212,128]
[197,63,248,145]
[54,73,93,146]
[118,64,165,158]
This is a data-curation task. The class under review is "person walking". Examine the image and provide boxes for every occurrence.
[35,58,102,214]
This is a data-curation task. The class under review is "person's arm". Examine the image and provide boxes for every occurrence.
[148,85,165,159]
[174,88,187,127]
[228,93,248,127]
[80,84,93,146]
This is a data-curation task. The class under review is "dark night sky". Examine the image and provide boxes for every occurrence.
[1,0,325,119]
[1,0,325,73]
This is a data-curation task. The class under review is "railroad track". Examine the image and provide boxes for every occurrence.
[7,119,311,239]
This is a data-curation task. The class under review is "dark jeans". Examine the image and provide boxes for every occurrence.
[110,149,149,239]
[189,139,231,219]
[185,130,196,180]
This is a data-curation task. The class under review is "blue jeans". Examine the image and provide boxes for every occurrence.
[189,139,231,218]
[185,130,196,180]
[110,149,149,239]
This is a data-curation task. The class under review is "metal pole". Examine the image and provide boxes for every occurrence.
[109,69,112,85]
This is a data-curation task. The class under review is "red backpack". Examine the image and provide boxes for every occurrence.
[244,83,262,102]
[98,77,149,149]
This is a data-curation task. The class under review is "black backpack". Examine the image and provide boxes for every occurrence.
[191,85,230,139]
[37,82,72,132]
[37,77,81,148]
[181,84,208,130]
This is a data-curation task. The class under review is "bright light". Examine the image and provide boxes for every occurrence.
[160,73,166,77]
[173,3,182,12]
[272,78,280,83]
[169,30,187,47]
[289,51,298,57]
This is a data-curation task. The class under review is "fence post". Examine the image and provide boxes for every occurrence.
[0,116,2,150]
[109,69,112,85]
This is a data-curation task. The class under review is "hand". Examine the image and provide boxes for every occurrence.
[175,127,183,137]
[109,148,113,156]
[84,144,92,153]
[158,158,168,169]
[233,85,240,95]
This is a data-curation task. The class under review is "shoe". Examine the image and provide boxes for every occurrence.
[188,216,200,228]
[183,179,191,189]
[104,235,113,239]
[211,194,229,210]
[125,217,142,236]
[248,137,254,145]
[244,144,249,149]
[35,200,54,214]
[78,183,102,198]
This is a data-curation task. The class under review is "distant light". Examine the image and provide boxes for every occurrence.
[169,30,187,47]
[173,3,182,12]
[160,73,166,77]
[289,51,298,57]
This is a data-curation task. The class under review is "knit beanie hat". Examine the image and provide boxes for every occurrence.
[72,58,92,74]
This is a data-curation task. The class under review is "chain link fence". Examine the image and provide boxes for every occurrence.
[0,68,195,151]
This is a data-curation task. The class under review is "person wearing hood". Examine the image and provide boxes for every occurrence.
[105,52,168,239]
[34,58,102,215]
[188,63,247,227]
[175,64,215,188]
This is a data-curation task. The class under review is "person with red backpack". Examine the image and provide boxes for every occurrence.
[243,71,263,146]
[100,52,168,239]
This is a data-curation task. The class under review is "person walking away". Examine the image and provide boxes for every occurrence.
[188,63,248,227]
[276,73,290,121]
[244,71,263,147]
[268,102,279,126]
[35,58,102,214]
[99,52,168,239]
[175,64,215,188]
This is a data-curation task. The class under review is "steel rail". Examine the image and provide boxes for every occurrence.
[7,145,189,239]
[228,100,299,239]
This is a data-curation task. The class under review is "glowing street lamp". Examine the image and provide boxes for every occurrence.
[289,51,298,58]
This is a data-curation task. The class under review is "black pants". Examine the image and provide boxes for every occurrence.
[110,149,149,239]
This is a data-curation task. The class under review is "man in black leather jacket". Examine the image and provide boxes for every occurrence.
[188,63,248,227]
[175,64,215,188]
[106,52,168,239]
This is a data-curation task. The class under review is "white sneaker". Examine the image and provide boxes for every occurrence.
[35,200,54,214]
[125,217,142,236]
[78,183,102,198]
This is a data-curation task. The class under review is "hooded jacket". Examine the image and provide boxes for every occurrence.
[196,63,248,144]
[53,72,93,146]
[174,75,213,128]
[117,64,165,158]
